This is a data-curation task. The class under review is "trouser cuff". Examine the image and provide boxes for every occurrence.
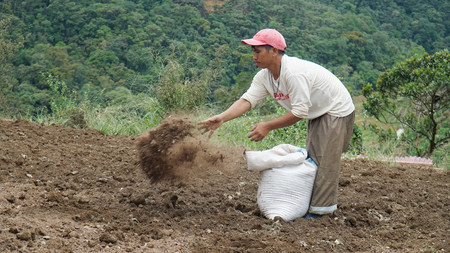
[309,204,337,215]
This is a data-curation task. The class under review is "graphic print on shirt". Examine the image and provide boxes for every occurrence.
[274,92,289,101]
[270,75,290,102]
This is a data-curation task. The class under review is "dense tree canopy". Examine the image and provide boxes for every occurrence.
[0,17,28,114]
[0,0,448,116]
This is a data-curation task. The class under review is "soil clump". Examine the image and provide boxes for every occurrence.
[137,116,227,183]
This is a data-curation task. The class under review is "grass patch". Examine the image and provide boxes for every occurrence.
[9,93,447,169]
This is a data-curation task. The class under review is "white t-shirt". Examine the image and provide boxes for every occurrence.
[241,55,355,119]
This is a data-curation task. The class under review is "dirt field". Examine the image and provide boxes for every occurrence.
[0,117,448,252]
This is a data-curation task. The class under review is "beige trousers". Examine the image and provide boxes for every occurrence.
[306,111,355,215]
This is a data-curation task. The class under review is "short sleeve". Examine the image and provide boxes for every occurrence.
[240,70,270,108]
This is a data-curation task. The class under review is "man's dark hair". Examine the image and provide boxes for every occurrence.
[252,45,285,55]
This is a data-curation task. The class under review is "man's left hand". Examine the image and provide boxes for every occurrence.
[248,123,270,142]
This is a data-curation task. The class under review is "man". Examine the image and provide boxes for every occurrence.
[198,28,355,219]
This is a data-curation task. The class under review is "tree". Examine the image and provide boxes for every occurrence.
[362,49,449,157]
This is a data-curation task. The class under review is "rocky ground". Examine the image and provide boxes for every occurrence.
[0,117,448,252]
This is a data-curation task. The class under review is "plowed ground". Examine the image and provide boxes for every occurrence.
[0,117,448,252]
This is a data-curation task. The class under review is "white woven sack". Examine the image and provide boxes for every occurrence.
[257,161,317,220]
[244,144,317,221]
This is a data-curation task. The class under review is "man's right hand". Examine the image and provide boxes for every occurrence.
[197,115,225,138]
[198,98,251,138]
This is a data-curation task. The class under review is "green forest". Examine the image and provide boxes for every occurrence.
[0,0,449,167]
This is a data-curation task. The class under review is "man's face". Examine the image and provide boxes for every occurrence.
[252,46,274,68]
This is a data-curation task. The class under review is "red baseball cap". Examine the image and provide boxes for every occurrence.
[241,29,287,51]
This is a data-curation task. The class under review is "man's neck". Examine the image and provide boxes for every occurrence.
[268,55,283,80]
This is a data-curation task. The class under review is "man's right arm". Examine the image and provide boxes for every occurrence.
[198,98,251,137]
[219,98,252,122]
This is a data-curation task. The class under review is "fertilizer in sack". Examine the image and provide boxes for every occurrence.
[245,144,317,221]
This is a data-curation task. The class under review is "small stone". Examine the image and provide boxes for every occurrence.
[68,231,80,238]
[46,192,63,203]
[6,194,16,203]
[34,180,44,186]
[87,240,96,247]
[299,240,308,247]
[273,216,284,222]
[130,195,146,205]
[97,177,109,183]
[17,231,33,241]
[99,233,117,244]
[35,228,46,236]
[78,197,90,204]
[9,227,19,234]
[335,239,344,245]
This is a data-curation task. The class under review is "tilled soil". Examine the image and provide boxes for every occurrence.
[0,117,448,252]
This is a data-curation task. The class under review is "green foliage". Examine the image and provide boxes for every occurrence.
[104,86,133,105]
[263,102,308,149]
[87,49,120,70]
[214,71,255,109]
[32,75,165,135]
[1,0,446,116]
[0,18,26,65]
[155,60,212,111]
[362,50,449,157]
[86,95,165,136]
[0,17,28,116]
[46,73,87,128]
[348,124,363,155]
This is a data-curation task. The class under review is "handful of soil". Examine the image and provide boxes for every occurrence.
[136,116,194,182]
[136,115,225,183]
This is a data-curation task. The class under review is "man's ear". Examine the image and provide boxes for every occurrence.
[271,47,279,55]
